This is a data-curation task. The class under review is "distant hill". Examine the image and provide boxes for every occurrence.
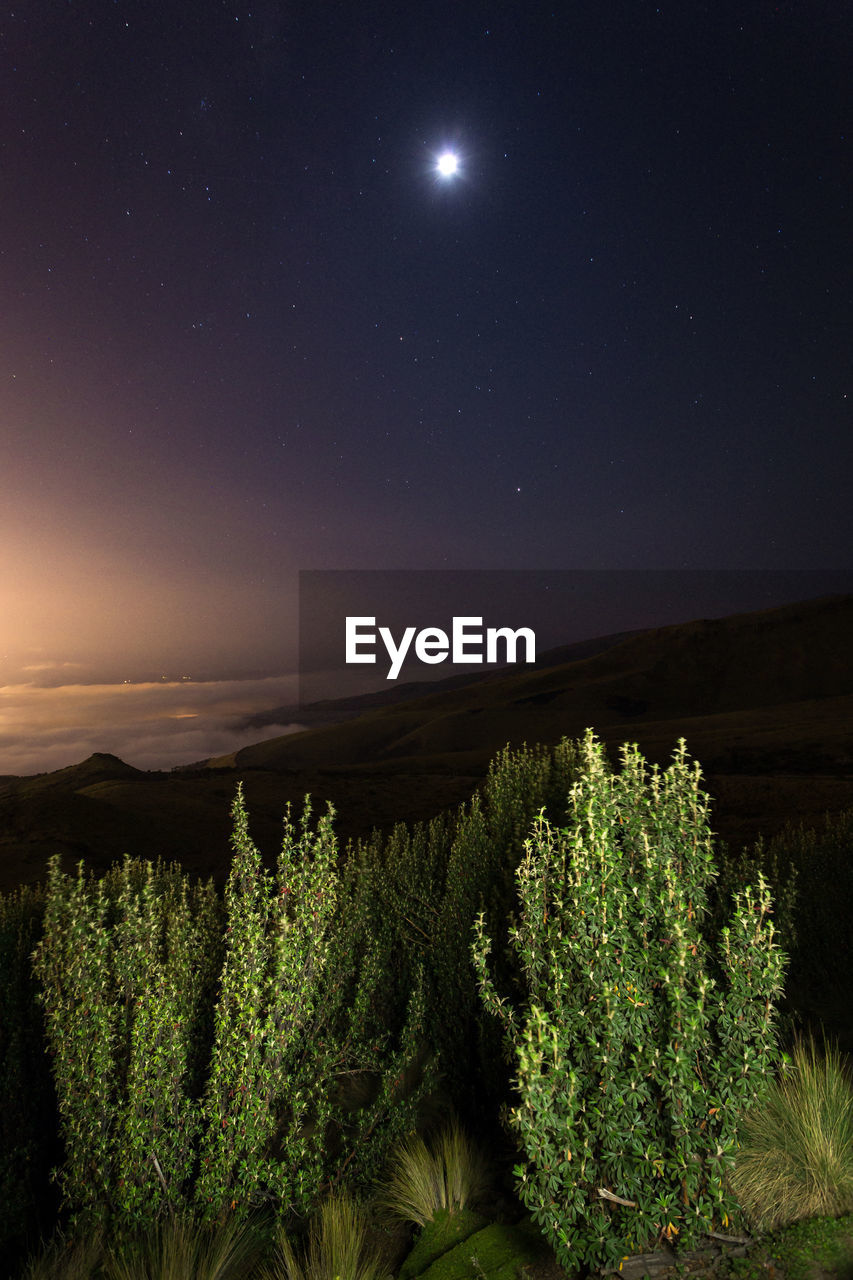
[231,626,645,735]
[1,593,851,894]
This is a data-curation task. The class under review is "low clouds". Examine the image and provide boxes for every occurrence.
[0,676,305,775]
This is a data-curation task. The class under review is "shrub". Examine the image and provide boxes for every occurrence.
[195,787,429,1221]
[32,856,222,1235]
[0,882,59,1261]
[31,788,430,1235]
[340,739,581,1126]
[730,1033,853,1230]
[473,730,787,1272]
[749,809,852,999]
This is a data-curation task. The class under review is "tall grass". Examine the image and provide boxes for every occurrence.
[20,1230,104,1280]
[378,1122,491,1227]
[102,1214,266,1280]
[731,1034,853,1230]
[264,1195,391,1280]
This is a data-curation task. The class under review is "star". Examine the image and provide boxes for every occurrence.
[436,151,459,178]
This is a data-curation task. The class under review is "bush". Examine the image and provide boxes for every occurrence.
[473,730,787,1272]
[0,882,59,1261]
[730,1033,853,1230]
[196,787,431,1220]
[32,787,431,1236]
[749,809,852,1000]
[32,856,222,1235]
[340,740,581,1126]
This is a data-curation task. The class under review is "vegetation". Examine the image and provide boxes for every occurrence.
[263,1195,391,1280]
[2,731,852,1278]
[103,1214,266,1280]
[0,882,58,1258]
[378,1122,491,1228]
[730,1033,853,1231]
[473,731,787,1271]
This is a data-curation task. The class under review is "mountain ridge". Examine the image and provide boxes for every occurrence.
[0,592,851,893]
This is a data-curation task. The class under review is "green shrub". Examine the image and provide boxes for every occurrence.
[32,855,222,1235]
[730,1033,853,1230]
[431,741,580,1119]
[31,788,429,1236]
[340,740,581,1126]
[195,787,429,1222]
[473,730,787,1272]
[750,809,852,998]
[0,882,59,1261]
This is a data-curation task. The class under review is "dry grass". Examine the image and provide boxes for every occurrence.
[263,1195,391,1280]
[378,1121,491,1228]
[730,1034,853,1231]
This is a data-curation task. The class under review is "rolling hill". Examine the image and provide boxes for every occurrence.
[0,592,851,894]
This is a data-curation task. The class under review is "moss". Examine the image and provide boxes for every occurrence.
[769,1213,853,1280]
[399,1208,489,1280]
[415,1222,551,1280]
[719,1213,853,1280]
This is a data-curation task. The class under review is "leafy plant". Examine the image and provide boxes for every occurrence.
[195,785,430,1221]
[32,855,222,1235]
[378,1121,491,1227]
[473,730,787,1272]
[340,739,581,1125]
[0,882,58,1260]
[730,1033,853,1230]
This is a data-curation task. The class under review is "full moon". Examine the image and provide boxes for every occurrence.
[436,151,459,178]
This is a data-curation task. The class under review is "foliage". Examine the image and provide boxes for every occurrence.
[473,730,787,1273]
[263,1194,392,1280]
[730,1033,853,1231]
[32,855,222,1235]
[30,787,431,1235]
[378,1122,491,1227]
[430,741,580,1117]
[195,787,430,1221]
[341,740,582,1124]
[0,882,58,1260]
[749,808,852,997]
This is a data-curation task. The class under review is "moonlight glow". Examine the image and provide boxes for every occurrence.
[436,151,459,177]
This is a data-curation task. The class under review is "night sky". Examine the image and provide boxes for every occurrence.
[1,1,850,773]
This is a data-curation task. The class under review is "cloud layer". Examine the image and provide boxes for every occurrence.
[0,676,304,775]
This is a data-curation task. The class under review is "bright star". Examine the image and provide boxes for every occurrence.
[436,151,459,178]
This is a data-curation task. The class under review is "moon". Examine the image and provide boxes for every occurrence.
[436,151,459,178]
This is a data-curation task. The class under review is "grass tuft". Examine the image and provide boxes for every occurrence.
[264,1194,391,1280]
[102,1213,265,1280]
[730,1033,853,1231]
[20,1231,105,1280]
[378,1122,491,1228]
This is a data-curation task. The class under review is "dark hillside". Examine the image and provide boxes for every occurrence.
[0,594,850,892]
